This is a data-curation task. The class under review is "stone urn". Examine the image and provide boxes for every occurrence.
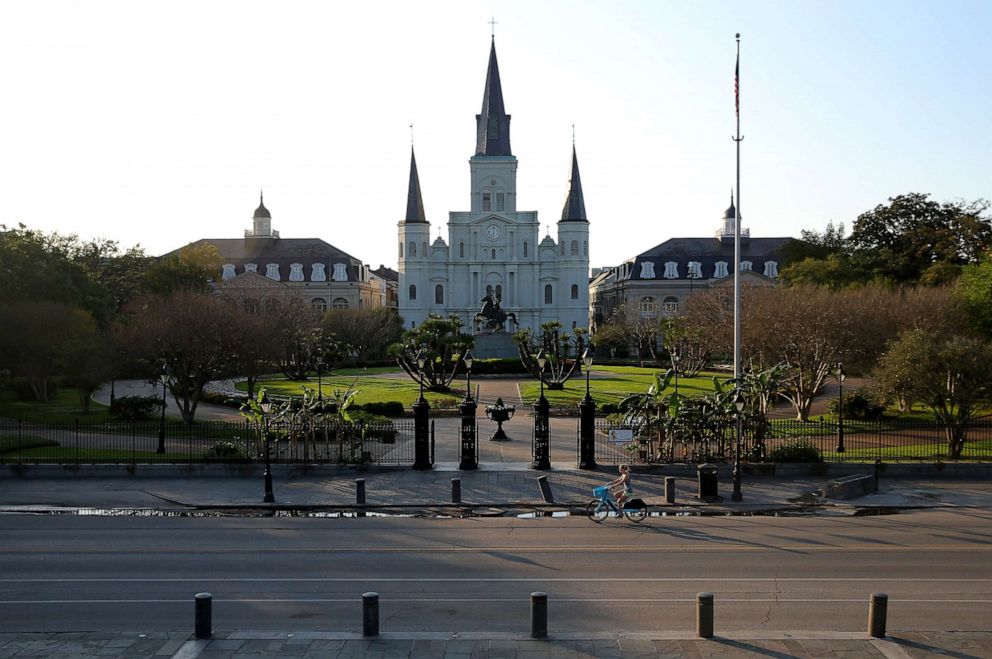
[484,397,515,441]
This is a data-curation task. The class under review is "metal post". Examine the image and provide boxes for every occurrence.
[868,592,888,638]
[530,592,548,639]
[317,359,323,404]
[356,478,366,505]
[836,363,846,454]
[732,412,743,502]
[451,478,461,504]
[697,592,714,639]
[362,592,379,637]
[874,458,882,492]
[459,398,478,470]
[578,393,596,470]
[194,592,212,639]
[537,475,554,503]
[157,374,167,454]
[665,476,676,504]
[533,393,551,470]
[412,396,431,470]
[262,420,274,503]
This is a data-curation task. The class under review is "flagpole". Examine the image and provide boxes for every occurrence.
[733,33,742,384]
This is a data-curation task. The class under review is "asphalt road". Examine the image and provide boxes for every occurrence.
[1,509,990,635]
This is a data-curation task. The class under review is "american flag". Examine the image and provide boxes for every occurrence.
[735,58,739,116]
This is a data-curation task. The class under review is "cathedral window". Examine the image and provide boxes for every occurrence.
[289,263,304,282]
[560,243,565,256]
[482,193,492,212]
[741,260,753,272]
[311,263,327,282]
[244,263,257,273]
[495,284,502,299]
[583,240,588,257]
[544,284,553,304]
[763,261,779,278]
[496,192,505,211]
[265,264,280,280]
[714,261,729,278]
[333,263,348,281]
[570,284,579,300]
[311,298,327,312]
[663,262,679,279]
[408,285,417,300]
[422,241,427,256]
[399,242,403,258]
[662,296,679,314]
[221,264,236,280]
[639,262,656,279]
[523,241,528,257]
[459,242,465,258]
[409,242,417,258]
[492,249,496,259]
[571,240,579,256]
[435,285,444,305]
[332,297,348,310]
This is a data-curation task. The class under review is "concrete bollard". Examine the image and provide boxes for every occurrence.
[362,592,379,637]
[194,592,212,639]
[868,592,888,638]
[451,478,462,504]
[696,592,714,638]
[355,478,366,505]
[537,476,554,503]
[665,476,676,504]
[530,591,548,639]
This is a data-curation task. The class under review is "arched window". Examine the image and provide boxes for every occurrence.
[662,296,679,314]
[459,242,465,258]
[495,284,502,299]
[409,284,417,300]
[332,298,349,310]
[492,249,496,260]
[486,284,493,297]
[583,240,588,257]
[399,242,404,258]
[311,298,327,312]
[560,243,565,256]
[422,241,428,257]
[570,240,579,256]
[409,242,417,258]
[544,284,553,305]
[435,284,443,305]
[639,296,657,315]
[523,241,528,257]
[570,284,579,300]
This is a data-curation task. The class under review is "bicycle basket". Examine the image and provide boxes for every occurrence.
[593,486,608,498]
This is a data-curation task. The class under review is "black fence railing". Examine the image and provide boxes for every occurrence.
[595,419,992,465]
[0,418,416,466]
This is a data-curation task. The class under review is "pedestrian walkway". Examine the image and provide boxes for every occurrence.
[2,629,990,658]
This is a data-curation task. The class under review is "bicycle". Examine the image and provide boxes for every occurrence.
[586,485,648,523]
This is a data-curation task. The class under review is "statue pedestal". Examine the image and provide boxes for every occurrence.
[472,332,518,359]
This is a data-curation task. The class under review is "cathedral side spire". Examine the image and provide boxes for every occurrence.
[475,38,512,156]
[405,146,427,223]
[560,145,587,221]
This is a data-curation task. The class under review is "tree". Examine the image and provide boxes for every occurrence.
[957,250,992,338]
[875,330,992,459]
[142,243,222,295]
[0,301,99,402]
[389,314,473,393]
[322,307,404,363]
[115,292,242,423]
[514,321,587,390]
[780,220,847,263]
[268,297,324,380]
[591,302,668,361]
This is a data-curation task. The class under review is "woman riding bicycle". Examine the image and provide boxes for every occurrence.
[607,464,632,508]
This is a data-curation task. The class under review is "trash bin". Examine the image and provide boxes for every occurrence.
[697,463,720,501]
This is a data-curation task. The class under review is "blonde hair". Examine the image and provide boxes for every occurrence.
[619,464,629,471]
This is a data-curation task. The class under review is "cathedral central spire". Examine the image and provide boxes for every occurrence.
[475,38,512,156]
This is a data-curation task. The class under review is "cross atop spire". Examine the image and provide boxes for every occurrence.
[560,145,588,222]
[475,38,512,156]
[489,16,498,38]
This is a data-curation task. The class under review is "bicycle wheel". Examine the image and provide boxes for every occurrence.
[586,500,609,523]
[624,501,648,523]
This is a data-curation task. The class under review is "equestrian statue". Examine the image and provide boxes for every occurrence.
[475,293,519,333]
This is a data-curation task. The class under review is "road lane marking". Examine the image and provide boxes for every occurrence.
[1,545,989,553]
[1,577,990,583]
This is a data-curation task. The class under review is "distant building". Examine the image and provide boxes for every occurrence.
[169,194,393,311]
[589,194,796,330]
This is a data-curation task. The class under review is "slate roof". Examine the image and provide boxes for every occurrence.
[404,147,427,223]
[173,237,365,283]
[560,146,588,222]
[615,236,796,281]
[253,193,271,219]
[475,38,512,156]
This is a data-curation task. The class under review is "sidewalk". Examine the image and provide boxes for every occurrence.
[2,629,991,658]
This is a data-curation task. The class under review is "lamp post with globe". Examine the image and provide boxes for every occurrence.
[578,348,597,470]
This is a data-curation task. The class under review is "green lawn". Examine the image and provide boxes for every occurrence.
[242,375,465,407]
[0,389,114,423]
[517,367,724,407]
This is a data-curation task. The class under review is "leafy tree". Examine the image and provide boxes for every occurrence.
[321,307,404,363]
[143,243,222,295]
[389,314,473,392]
[957,250,992,338]
[780,253,868,288]
[780,220,847,263]
[875,330,992,459]
[514,321,587,391]
[591,302,668,361]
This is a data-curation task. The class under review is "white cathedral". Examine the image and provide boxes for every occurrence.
[397,38,590,340]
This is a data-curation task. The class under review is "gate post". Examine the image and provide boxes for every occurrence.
[412,396,431,470]
[578,394,597,470]
[533,395,551,470]
[459,398,478,470]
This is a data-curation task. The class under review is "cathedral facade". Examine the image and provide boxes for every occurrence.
[397,39,590,338]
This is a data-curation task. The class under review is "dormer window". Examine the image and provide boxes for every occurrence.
[741,261,753,272]
[639,262,656,279]
[663,262,679,279]
[265,263,280,281]
[289,263,304,282]
[221,264,236,280]
[244,263,258,273]
[332,263,348,282]
[688,261,702,279]
[311,263,327,282]
[764,261,779,278]
[714,261,729,278]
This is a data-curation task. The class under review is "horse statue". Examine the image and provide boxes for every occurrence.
[474,294,519,333]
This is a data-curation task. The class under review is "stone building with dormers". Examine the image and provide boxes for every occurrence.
[588,194,796,331]
[397,38,590,337]
[170,195,393,312]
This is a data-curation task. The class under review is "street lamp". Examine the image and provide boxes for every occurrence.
[260,394,275,503]
[731,388,744,502]
[157,364,168,454]
[416,350,426,402]
[835,363,846,454]
[536,349,547,402]
[578,348,597,470]
[316,355,324,404]
[671,350,680,397]
[463,349,474,402]
[582,348,593,400]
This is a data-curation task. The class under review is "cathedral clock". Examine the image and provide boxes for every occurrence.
[485,224,502,241]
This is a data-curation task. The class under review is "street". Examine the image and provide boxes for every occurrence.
[1,509,990,635]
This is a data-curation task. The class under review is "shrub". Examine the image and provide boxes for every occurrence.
[599,402,619,415]
[470,358,527,375]
[205,441,243,459]
[768,440,822,463]
[359,401,405,417]
[110,395,162,421]
[827,388,886,421]
[430,397,460,411]
[10,377,59,401]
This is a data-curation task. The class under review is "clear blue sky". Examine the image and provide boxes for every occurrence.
[1,0,988,270]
